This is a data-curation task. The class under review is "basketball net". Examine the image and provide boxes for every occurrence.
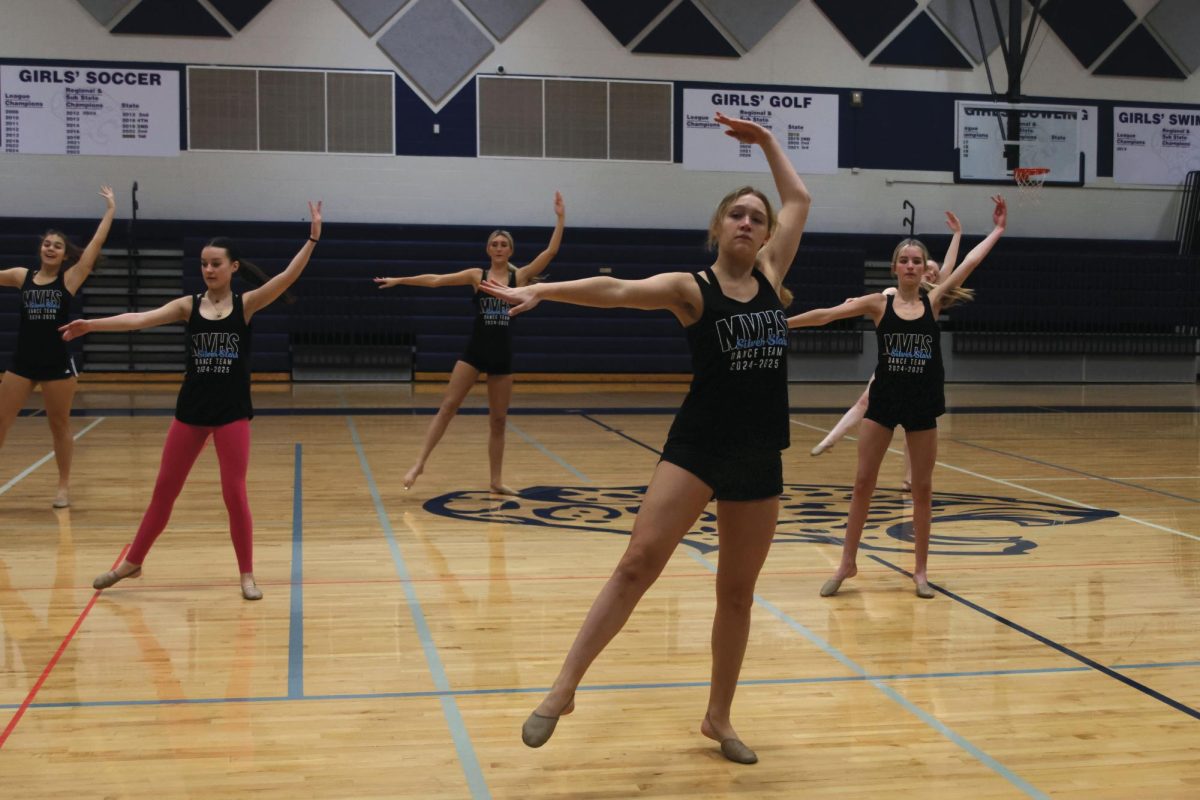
[1013,167,1050,206]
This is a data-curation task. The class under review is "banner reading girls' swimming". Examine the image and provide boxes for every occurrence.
[1,63,180,156]
[682,88,838,173]
[1113,106,1200,185]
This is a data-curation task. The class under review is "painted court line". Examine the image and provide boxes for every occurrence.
[790,418,1200,544]
[0,417,105,497]
[0,545,129,749]
[870,556,1200,722]
[346,416,490,800]
[288,443,304,699]
[7,657,1200,713]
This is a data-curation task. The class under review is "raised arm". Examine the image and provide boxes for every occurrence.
[64,185,117,295]
[59,296,191,341]
[934,211,962,284]
[243,201,321,318]
[374,268,482,290]
[481,272,700,324]
[930,196,1006,311]
[787,293,884,329]
[714,112,812,289]
[514,191,565,286]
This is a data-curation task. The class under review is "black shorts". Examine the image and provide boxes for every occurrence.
[660,442,783,501]
[460,348,512,376]
[8,354,77,382]
[864,400,939,433]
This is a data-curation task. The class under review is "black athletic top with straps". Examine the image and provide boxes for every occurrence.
[868,292,944,418]
[174,293,254,426]
[460,267,516,373]
[16,268,72,368]
[665,267,790,455]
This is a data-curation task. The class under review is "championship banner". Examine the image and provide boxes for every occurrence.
[683,87,838,174]
[2,63,180,156]
[1113,106,1200,185]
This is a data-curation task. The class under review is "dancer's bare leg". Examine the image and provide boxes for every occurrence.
[820,418,893,595]
[41,377,79,507]
[531,462,713,719]
[904,427,939,595]
[813,381,871,456]
[701,494,778,759]
[403,361,480,490]
[0,371,35,452]
[485,374,516,494]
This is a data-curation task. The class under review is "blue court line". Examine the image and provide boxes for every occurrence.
[685,550,1047,798]
[288,443,304,700]
[346,416,490,800]
[506,420,591,482]
[869,555,1200,722]
[57,403,1200,419]
[8,658,1200,712]
[951,438,1200,505]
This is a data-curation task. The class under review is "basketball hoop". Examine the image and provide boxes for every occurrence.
[1013,167,1050,205]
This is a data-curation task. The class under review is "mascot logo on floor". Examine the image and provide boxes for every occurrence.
[423,484,1118,556]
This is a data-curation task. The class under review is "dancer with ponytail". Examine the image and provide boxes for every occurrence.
[62,201,322,601]
[788,196,1004,599]
[374,191,564,493]
[809,211,965,477]
[480,114,810,763]
[0,186,116,507]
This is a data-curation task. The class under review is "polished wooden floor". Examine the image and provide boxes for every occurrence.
[2,380,1198,799]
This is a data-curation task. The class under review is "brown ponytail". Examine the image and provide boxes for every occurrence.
[206,237,296,304]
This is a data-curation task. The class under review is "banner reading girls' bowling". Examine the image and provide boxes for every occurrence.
[1,62,180,156]
[683,88,838,173]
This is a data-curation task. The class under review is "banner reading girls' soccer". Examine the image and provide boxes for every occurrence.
[683,88,838,173]
[1,62,180,156]
[1113,106,1200,185]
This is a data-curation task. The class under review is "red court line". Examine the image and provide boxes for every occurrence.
[0,546,128,750]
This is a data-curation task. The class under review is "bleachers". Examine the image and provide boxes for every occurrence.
[2,217,1195,375]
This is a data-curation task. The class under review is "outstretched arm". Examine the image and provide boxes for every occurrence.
[514,191,565,286]
[930,196,1006,311]
[787,293,884,329]
[64,185,117,295]
[0,267,28,289]
[59,296,191,341]
[244,201,322,318]
[374,268,481,290]
[715,112,812,289]
[934,211,962,284]
[481,272,699,323]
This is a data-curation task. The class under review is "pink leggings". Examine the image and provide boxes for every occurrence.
[126,418,253,572]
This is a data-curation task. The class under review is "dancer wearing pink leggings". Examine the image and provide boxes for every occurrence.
[61,201,322,601]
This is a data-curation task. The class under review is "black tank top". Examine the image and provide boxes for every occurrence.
[174,293,254,426]
[868,293,944,416]
[666,268,790,454]
[16,269,71,366]
[466,267,515,351]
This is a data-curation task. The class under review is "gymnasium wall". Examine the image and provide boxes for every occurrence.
[1,0,1199,241]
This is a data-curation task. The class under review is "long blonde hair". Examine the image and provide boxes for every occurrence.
[893,238,973,307]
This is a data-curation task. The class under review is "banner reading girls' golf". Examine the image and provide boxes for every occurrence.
[2,62,180,156]
[683,87,838,173]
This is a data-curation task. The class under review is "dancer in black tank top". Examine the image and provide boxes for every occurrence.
[374,192,564,493]
[787,196,1006,599]
[481,113,811,764]
[0,185,116,508]
[61,201,322,602]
